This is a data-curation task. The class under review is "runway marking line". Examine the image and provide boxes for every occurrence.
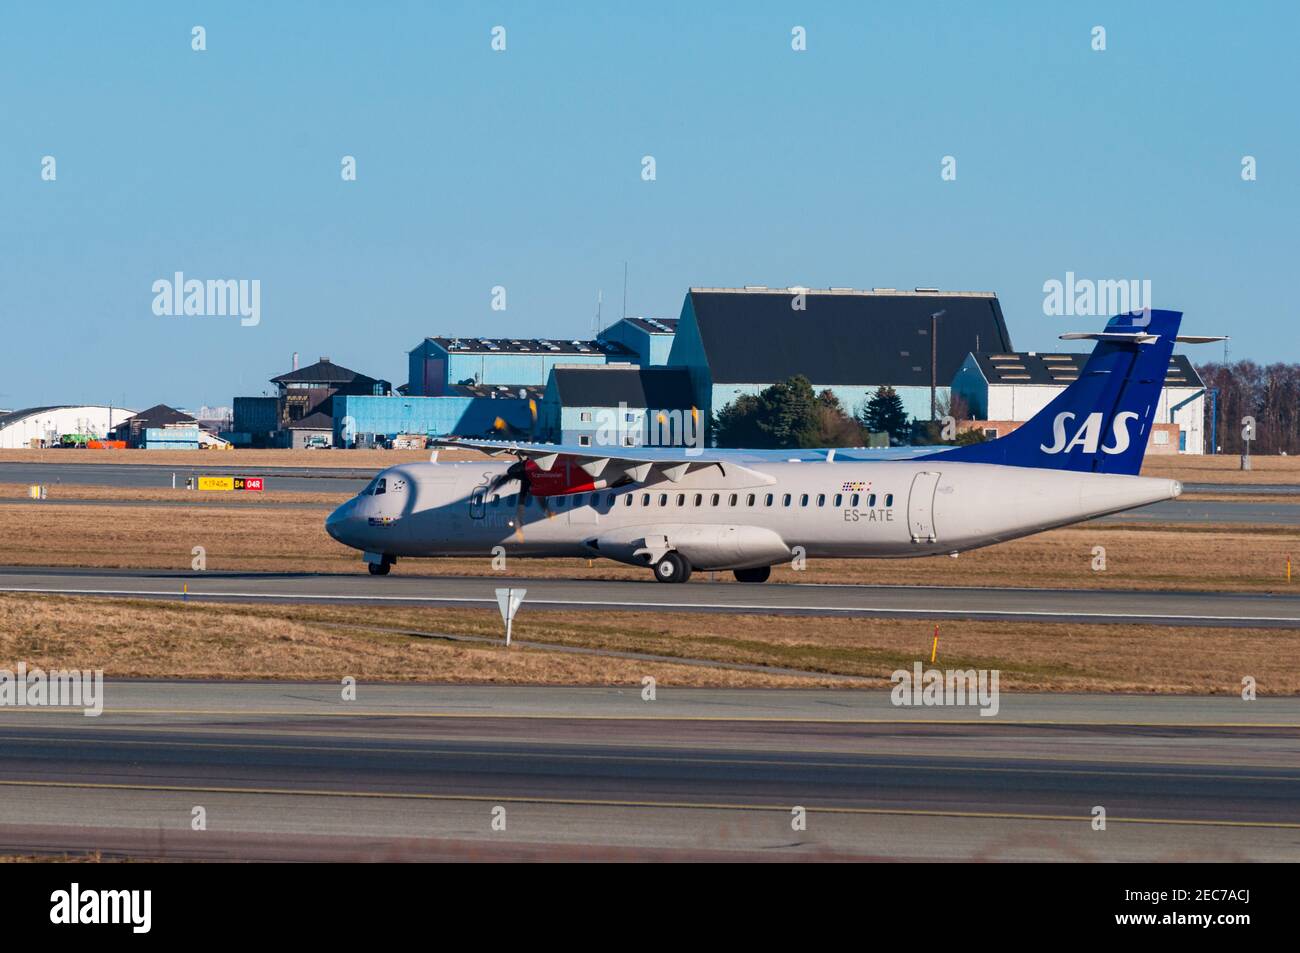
[1,708,1296,728]
[2,733,1295,784]
[1,779,1296,830]
[3,586,1300,625]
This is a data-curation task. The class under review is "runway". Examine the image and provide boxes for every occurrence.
[1,684,1295,861]
[4,565,1300,628]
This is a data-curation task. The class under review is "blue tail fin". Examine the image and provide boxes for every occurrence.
[930,309,1183,475]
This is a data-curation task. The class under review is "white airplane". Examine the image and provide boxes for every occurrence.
[326,310,1212,582]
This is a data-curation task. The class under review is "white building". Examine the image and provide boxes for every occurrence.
[0,405,136,449]
[951,351,1206,454]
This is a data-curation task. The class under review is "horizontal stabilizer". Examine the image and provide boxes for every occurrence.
[1059,331,1160,343]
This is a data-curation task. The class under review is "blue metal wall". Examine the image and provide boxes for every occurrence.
[598,320,676,366]
[333,395,535,441]
[408,340,610,395]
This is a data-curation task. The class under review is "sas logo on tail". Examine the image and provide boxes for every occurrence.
[1040,411,1139,455]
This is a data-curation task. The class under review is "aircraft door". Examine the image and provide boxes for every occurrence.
[907,471,941,543]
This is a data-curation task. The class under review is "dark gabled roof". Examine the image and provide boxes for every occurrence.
[271,358,375,386]
[286,411,334,430]
[685,288,1012,386]
[620,317,678,335]
[970,351,1204,388]
[551,365,694,409]
[123,404,197,428]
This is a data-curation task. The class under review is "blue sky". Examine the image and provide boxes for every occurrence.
[2,1,1295,410]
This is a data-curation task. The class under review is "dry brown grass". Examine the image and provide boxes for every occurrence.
[0,500,1295,592]
[1,593,1296,693]
[1142,454,1300,485]
[0,594,849,688]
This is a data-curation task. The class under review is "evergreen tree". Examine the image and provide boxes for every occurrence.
[859,386,910,445]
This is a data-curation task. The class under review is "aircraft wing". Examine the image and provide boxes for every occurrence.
[430,437,777,486]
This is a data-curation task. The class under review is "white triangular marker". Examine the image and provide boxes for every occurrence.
[495,587,526,646]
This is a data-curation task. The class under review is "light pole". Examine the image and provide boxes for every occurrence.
[930,310,946,422]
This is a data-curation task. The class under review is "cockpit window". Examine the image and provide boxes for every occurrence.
[361,477,379,496]
[373,478,387,496]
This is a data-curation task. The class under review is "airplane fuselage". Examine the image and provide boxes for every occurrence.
[326,460,1181,571]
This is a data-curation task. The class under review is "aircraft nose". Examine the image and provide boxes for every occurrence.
[325,502,353,544]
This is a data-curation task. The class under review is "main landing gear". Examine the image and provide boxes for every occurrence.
[653,552,692,584]
[366,554,395,576]
[733,566,771,583]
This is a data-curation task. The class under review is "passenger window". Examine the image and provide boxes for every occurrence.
[710,494,720,506]
[816,494,825,507]
[850,494,859,507]
[799,494,809,507]
[694,494,703,506]
[764,494,773,506]
[782,494,791,506]
[659,494,668,506]
[624,494,632,506]
[677,493,686,506]
[728,494,738,506]
[833,494,842,507]
[641,493,650,506]
[491,494,500,506]
[868,493,876,507]
[746,494,756,506]
[885,493,894,507]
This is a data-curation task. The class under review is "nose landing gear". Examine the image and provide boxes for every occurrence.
[365,553,395,576]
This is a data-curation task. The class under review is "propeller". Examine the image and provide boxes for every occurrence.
[488,458,551,542]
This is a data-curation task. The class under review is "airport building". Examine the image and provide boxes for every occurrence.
[110,404,202,449]
[668,287,1013,439]
[231,356,392,447]
[951,351,1207,453]
[597,317,679,366]
[333,386,544,446]
[538,364,696,447]
[0,405,136,449]
[407,337,633,397]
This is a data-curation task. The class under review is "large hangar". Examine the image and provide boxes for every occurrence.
[952,350,1207,454]
[668,287,1013,438]
[0,405,136,449]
